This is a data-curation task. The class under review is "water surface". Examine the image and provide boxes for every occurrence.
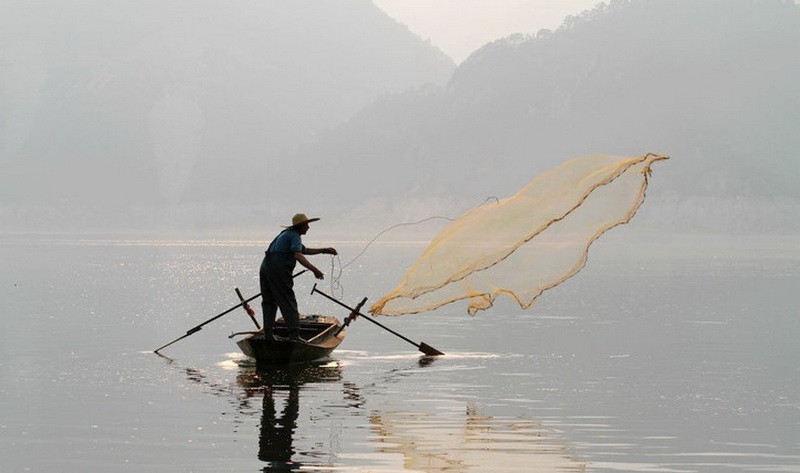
[1,235,798,472]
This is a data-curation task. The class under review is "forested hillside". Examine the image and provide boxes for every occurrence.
[0,0,453,231]
[294,0,799,232]
[3,0,797,234]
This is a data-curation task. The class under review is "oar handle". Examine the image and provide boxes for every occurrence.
[235,287,261,329]
[187,326,202,336]
[311,284,444,356]
[334,296,367,336]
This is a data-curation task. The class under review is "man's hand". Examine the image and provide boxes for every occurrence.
[313,268,324,279]
[326,247,338,256]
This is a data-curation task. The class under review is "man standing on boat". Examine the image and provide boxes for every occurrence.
[260,213,337,342]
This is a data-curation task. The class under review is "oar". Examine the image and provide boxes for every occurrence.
[235,287,261,329]
[153,270,307,353]
[334,296,368,337]
[311,284,444,356]
[153,293,261,353]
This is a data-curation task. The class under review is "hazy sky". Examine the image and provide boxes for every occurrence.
[372,0,602,63]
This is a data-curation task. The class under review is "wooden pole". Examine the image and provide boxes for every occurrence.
[153,270,307,353]
[311,284,444,356]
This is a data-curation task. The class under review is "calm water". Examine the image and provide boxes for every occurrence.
[1,234,798,472]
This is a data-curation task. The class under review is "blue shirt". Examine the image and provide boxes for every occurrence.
[267,229,304,254]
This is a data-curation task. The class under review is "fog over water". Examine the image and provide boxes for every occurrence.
[1,1,799,471]
[1,0,798,235]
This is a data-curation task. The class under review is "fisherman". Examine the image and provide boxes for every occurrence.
[260,213,337,342]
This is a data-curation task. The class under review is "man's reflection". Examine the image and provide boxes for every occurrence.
[257,372,300,468]
[237,362,344,470]
[161,354,442,470]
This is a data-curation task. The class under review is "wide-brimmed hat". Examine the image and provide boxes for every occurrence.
[284,213,320,228]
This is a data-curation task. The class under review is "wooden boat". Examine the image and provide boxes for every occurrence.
[233,315,346,366]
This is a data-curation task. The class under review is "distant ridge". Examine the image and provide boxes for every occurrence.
[293,0,799,232]
[3,0,798,234]
[0,0,454,232]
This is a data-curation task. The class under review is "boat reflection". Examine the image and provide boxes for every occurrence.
[163,353,582,472]
[160,353,360,470]
[236,361,355,471]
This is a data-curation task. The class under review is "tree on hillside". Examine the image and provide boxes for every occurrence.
[292,0,799,231]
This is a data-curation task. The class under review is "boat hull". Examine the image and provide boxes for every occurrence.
[236,315,345,366]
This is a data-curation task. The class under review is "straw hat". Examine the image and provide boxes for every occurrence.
[284,213,320,228]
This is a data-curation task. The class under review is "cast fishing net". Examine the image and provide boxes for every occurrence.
[370,153,668,316]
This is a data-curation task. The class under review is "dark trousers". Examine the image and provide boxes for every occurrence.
[260,253,300,337]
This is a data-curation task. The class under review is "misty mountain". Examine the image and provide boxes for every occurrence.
[293,0,799,232]
[0,1,454,218]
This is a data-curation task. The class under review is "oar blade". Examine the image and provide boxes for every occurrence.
[419,342,444,357]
